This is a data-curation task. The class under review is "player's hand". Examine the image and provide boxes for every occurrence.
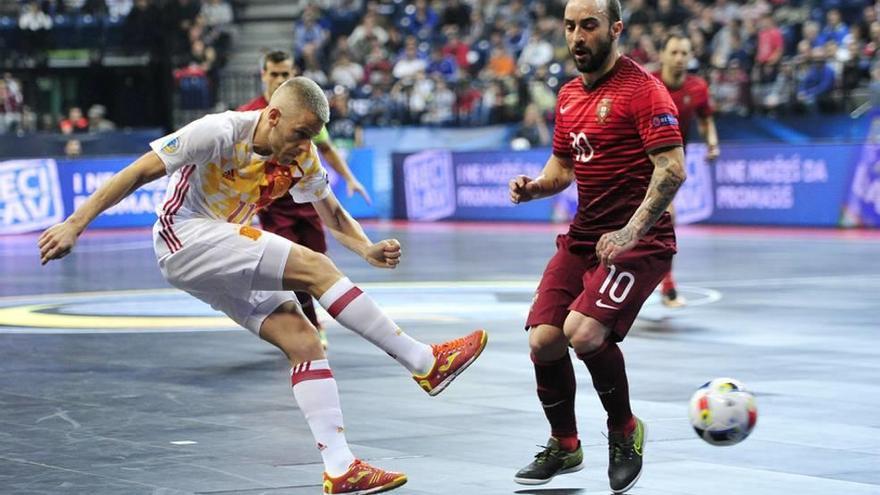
[364,239,401,269]
[346,178,372,205]
[596,226,639,268]
[38,221,79,265]
[707,144,720,162]
[510,175,535,204]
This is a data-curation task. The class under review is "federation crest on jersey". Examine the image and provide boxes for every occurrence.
[597,98,612,124]
[162,137,181,154]
[683,95,692,106]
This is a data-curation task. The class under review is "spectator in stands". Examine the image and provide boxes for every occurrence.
[818,9,849,47]
[186,39,216,73]
[18,1,51,30]
[426,46,458,82]
[293,5,328,58]
[393,38,427,81]
[624,0,654,27]
[324,0,363,35]
[442,27,471,72]
[64,139,82,158]
[755,13,784,82]
[656,0,688,28]
[327,89,362,149]
[842,39,870,107]
[330,52,365,90]
[527,65,557,116]
[441,0,471,31]
[300,44,329,86]
[18,1,52,56]
[107,0,133,18]
[349,13,388,59]
[756,60,796,115]
[87,104,116,132]
[712,60,750,115]
[200,0,235,42]
[801,20,822,50]
[0,75,22,134]
[164,0,200,55]
[59,107,88,134]
[402,0,438,39]
[485,45,516,78]
[123,0,161,54]
[423,77,456,125]
[497,0,530,28]
[712,0,740,25]
[798,47,837,113]
[510,103,549,149]
[455,76,483,125]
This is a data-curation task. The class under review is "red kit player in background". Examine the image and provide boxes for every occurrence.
[239,50,371,348]
[654,33,720,307]
[509,0,686,493]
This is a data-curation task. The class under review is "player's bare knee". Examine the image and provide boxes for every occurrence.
[259,303,324,362]
[282,246,342,294]
[563,319,606,354]
[528,324,568,360]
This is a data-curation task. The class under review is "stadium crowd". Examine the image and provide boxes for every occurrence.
[2,0,880,137]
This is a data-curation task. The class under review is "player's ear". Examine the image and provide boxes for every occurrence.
[267,107,282,127]
[611,20,623,40]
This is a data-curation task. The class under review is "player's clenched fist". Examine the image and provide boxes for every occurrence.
[510,175,535,204]
[38,221,80,265]
[364,238,402,269]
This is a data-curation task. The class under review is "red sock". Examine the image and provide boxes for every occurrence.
[661,271,676,294]
[577,341,634,434]
[531,353,578,450]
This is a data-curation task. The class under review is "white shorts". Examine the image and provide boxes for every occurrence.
[153,218,298,334]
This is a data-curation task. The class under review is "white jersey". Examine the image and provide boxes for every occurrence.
[149,110,330,253]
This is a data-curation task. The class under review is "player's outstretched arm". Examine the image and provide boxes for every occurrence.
[38,151,167,265]
[596,146,686,267]
[509,154,574,204]
[312,191,400,269]
[316,140,372,204]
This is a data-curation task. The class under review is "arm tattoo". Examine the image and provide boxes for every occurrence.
[627,154,685,238]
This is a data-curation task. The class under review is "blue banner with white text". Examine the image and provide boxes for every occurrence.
[393,145,879,228]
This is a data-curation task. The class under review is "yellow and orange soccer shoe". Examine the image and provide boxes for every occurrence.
[413,329,488,396]
[323,459,407,495]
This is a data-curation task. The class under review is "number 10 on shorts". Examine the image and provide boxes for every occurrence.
[599,265,636,304]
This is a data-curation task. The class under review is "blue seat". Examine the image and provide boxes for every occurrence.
[103,15,124,48]
[51,14,77,48]
[76,14,102,48]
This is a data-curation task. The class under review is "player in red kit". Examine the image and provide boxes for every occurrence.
[239,50,371,347]
[510,1,685,493]
[654,33,720,307]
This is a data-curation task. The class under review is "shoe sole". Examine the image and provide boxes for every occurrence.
[611,421,647,494]
[513,461,584,485]
[427,329,488,397]
[335,475,407,495]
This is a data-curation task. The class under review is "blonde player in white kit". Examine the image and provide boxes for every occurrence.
[38,77,488,495]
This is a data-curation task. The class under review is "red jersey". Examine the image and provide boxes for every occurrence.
[237,95,269,111]
[652,72,713,143]
[236,95,318,217]
[552,56,682,249]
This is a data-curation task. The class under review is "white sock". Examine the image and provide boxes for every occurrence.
[318,277,434,375]
[290,360,355,477]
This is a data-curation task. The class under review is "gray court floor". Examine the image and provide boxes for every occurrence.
[1,223,879,495]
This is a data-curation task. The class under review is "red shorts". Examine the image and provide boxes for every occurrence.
[526,234,673,341]
[257,198,327,254]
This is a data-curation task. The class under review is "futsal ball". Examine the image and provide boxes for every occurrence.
[688,377,757,446]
